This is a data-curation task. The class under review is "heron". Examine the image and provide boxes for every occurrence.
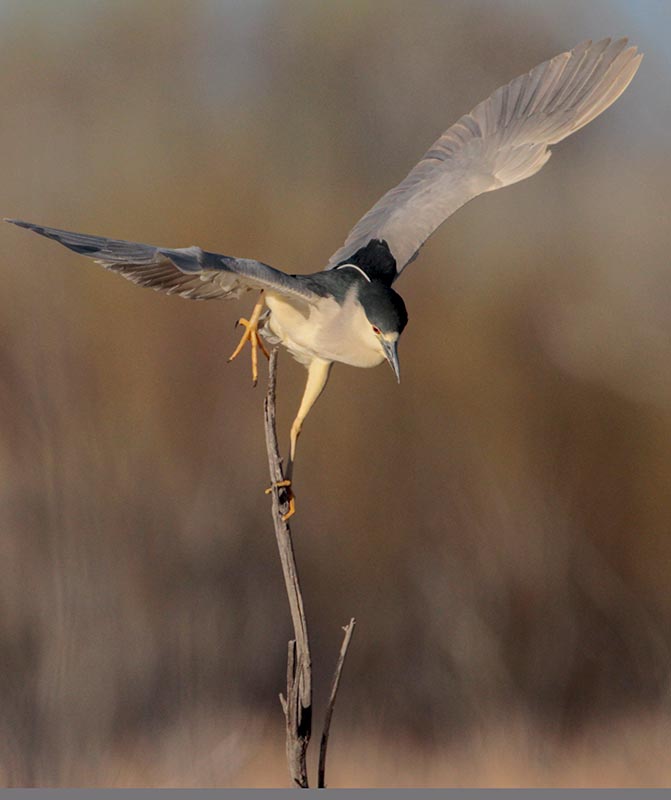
[7,38,641,519]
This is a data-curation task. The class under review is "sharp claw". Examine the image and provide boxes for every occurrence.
[281,497,296,522]
[227,294,266,384]
[265,478,295,519]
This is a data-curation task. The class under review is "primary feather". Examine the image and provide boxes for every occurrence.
[5,219,316,303]
[326,38,642,276]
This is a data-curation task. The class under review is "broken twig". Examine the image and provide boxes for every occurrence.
[318,618,356,788]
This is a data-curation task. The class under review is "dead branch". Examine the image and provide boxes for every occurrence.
[264,348,312,787]
[318,618,356,788]
[263,348,355,788]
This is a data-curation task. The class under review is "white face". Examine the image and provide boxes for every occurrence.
[370,325,399,353]
[312,293,399,369]
[368,324,401,381]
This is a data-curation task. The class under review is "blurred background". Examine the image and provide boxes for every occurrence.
[0,0,670,787]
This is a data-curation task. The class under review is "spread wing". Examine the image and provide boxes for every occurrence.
[326,38,642,277]
[6,219,317,303]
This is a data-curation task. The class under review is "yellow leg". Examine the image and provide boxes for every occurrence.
[287,358,333,469]
[285,358,332,491]
[228,291,269,386]
[264,358,333,522]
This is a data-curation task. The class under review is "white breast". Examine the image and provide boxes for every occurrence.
[264,290,386,369]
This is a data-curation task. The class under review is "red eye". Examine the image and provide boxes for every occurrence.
[372,326,381,335]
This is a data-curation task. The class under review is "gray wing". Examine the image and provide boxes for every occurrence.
[6,219,316,303]
[326,38,642,277]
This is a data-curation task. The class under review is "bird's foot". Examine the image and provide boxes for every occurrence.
[227,316,269,387]
[265,479,295,521]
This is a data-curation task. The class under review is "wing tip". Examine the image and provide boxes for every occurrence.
[4,218,34,229]
[569,36,642,61]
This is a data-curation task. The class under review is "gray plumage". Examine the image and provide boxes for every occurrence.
[326,38,642,276]
[5,219,317,303]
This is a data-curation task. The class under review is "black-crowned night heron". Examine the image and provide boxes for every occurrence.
[7,39,641,518]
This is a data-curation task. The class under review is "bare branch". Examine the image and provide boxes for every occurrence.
[264,349,312,788]
[264,349,356,788]
[318,618,356,788]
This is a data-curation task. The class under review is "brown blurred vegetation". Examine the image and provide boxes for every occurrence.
[0,0,670,787]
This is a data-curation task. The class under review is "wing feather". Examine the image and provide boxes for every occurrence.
[326,38,642,276]
[6,219,315,303]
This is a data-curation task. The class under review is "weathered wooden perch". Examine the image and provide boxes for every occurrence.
[263,348,356,788]
[264,349,312,787]
[319,617,356,788]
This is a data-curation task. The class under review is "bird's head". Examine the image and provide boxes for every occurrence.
[358,281,408,382]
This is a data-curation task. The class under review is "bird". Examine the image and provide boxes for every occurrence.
[7,38,641,519]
